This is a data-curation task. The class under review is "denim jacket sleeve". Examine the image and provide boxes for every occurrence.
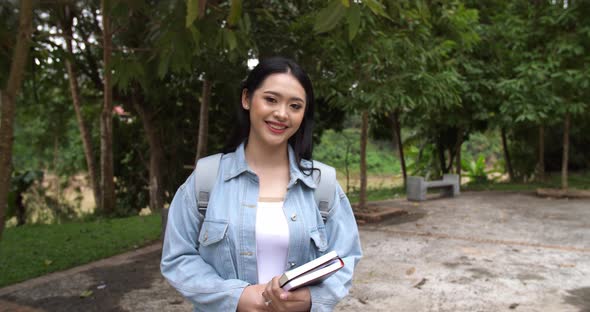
[308,182,363,311]
[160,172,249,312]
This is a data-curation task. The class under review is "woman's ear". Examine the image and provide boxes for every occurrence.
[241,89,250,110]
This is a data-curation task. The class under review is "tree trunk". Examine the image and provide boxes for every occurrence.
[437,135,448,175]
[359,110,368,211]
[195,78,211,162]
[391,110,407,186]
[561,113,570,190]
[447,147,455,173]
[63,9,100,210]
[133,93,165,212]
[536,125,545,181]
[100,0,115,214]
[501,127,514,181]
[0,0,34,241]
[455,128,463,183]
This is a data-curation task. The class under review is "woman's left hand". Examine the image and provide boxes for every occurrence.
[262,276,311,312]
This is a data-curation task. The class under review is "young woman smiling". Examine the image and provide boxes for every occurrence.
[161,57,362,312]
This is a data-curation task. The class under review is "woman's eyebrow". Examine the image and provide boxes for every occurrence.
[263,91,305,103]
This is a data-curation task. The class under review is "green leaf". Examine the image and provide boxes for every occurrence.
[341,0,350,7]
[80,290,93,298]
[347,4,361,41]
[228,0,242,27]
[189,25,201,48]
[364,0,390,19]
[244,13,252,32]
[158,52,171,78]
[313,0,346,34]
[226,29,237,50]
[186,0,200,27]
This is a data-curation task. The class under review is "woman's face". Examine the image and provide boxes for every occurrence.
[242,73,307,149]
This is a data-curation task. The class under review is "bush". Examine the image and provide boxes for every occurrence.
[462,154,488,183]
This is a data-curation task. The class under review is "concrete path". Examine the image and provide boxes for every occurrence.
[1,191,589,311]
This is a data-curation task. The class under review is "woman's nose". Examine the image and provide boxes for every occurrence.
[273,104,288,120]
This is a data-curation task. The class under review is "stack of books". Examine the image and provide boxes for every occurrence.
[279,251,344,291]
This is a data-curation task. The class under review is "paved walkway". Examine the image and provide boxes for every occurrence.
[1,191,589,311]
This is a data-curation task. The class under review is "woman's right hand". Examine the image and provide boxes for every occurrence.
[238,284,270,312]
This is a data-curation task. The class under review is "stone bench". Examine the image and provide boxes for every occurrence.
[406,174,460,201]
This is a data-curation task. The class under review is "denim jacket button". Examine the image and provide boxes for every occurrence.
[289,262,296,268]
[291,214,297,221]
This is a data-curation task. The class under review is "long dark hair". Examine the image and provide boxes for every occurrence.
[225,56,316,175]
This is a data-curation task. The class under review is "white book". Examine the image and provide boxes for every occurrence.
[278,251,344,291]
[281,258,344,291]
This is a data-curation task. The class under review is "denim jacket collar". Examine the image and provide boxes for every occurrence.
[223,141,317,189]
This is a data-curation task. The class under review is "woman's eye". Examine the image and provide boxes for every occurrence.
[265,97,277,103]
[291,103,303,110]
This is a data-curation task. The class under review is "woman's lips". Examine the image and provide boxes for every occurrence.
[266,121,287,134]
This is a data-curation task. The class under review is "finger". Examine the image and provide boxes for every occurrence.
[271,277,290,301]
[271,276,285,298]
[264,282,274,299]
[279,290,291,300]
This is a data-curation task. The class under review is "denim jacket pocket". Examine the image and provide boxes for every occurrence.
[198,219,236,279]
[310,227,328,254]
[198,219,229,246]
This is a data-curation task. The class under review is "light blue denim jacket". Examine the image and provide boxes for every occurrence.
[161,142,362,311]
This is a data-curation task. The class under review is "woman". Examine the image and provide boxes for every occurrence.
[161,57,362,312]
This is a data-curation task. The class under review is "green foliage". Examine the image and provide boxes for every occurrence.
[6,170,44,219]
[186,0,202,27]
[314,129,400,175]
[461,154,488,183]
[405,144,439,179]
[0,214,161,287]
[13,51,91,177]
[314,0,347,34]
[346,3,361,40]
[5,0,590,229]
[364,0,389,19]
[461,131,503,165]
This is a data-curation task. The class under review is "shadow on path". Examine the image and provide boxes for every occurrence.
[1,250,161,312]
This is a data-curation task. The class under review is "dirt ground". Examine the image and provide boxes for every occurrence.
[1,191,589,312]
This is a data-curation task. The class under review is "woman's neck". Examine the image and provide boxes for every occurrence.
[244,138,289,172]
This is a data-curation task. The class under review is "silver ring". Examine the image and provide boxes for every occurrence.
[265,299,272,306]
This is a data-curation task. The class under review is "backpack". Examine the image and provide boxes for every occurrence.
[194,153,336,223]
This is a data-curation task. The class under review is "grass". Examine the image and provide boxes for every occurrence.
[0,213,161,288]
[348,186,406,204]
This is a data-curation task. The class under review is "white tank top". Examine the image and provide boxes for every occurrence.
[255,200,290,284]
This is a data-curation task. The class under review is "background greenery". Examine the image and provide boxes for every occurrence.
[1,0,589,288]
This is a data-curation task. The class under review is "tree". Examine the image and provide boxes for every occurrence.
[100,0,115,213]
[0,0,34,240]
[185,0,250,162]
[189,0,209,162]
[496,0,589,187]
[59,3,101,210]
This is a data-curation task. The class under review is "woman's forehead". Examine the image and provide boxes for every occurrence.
[258,73,306,101]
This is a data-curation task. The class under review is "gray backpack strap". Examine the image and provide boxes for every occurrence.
[312,160,337,223]
[194,153,223,217]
